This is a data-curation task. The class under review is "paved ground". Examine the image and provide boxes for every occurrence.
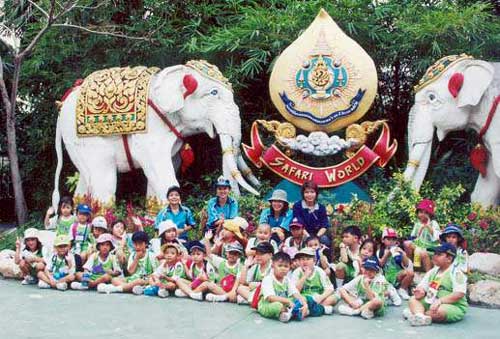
[1,279,498,339]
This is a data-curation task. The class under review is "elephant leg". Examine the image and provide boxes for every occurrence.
[172,153,181,174]
[471,159,500,207]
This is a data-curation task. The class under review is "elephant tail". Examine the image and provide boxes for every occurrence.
[52,117,63,211]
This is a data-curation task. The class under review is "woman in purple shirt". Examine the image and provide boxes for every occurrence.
[292,181,331,248]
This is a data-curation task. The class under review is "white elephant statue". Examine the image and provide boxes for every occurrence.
[404,54,499,207]
[52,60,260,213]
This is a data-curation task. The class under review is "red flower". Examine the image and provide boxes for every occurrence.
[337,204,345,213]
[479,219,489,231]
[467,212,477,221]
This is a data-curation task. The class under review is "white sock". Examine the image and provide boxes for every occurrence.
[336,278,344,288]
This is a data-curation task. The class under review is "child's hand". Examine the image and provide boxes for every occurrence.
[204,230,214,242]
[413,287,425,299]
[15,238,21,250]
[226,291,237,302]
[300,302,309,317]
[430,299,442,312]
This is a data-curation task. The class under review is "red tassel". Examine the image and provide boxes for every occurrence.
[448,73,464,98]
[180,143,195,174]
[183,74,198,98]
[470,143,489,177]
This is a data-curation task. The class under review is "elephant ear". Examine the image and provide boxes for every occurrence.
[151,65,197,114]
[456,60,494,108]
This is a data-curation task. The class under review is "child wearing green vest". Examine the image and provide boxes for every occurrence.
[45,196,76,236]
[71,233,121,290]
[440,224,469,274]
[146,243,187,298]
[98,231,158,294]
[37,235,76,291]
[377,228,414,301]
[291,247,336,316]
[258,252,309,322]
[237,241,274,304]
[405,243,468,326]
[334,225,362,287]
[69,204,93,264]
[338,256,387,319]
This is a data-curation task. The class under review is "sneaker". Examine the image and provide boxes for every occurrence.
[56,282,68,291]
[97,283,108,293]
[338,304,357,316]
[402,308,412,320]
[279,307,293,323]
[398,288,410,300]
[189,292,204,301]
[388,285,402,306]
[174,289,187,298]
[38,280,50,289]
[361,309,374,319]
[236,295,249,304]
[21,276,37,285]
[323,305,334,315]
[409,313,432,326]
[158,289,170,298]
[132,285,145,295]
[71,282,88,290]
[206,293,227,302]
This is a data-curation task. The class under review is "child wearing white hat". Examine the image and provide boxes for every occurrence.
[14,228,46,285]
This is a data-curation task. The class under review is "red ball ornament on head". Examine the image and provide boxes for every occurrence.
[448,72,464,98]
[183,74,198,98]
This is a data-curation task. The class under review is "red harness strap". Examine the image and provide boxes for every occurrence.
[147,99,185,141]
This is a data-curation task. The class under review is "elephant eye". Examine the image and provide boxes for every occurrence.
[428,93,437,102]
[210,89,219,96]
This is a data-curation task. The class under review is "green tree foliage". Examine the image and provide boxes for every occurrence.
[0,0,498,214]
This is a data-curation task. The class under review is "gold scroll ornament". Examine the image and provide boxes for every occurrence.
[76,66,160,137]
[269,9,378,133]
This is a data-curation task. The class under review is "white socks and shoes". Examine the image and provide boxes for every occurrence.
[71,282,88,290]
[398,288,410,300]
[205,293,227,302]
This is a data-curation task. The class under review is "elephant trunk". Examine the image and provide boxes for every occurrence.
[219,133,260,195]
[403,104,434,191]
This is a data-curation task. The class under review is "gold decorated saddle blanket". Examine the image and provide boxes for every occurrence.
[76,66,160,136]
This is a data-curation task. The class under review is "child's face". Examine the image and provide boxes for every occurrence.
[93,227,105,238]
[112,222,125,237]
[133,241,147,253]
[25,238,38,251]
[98,242,112,256]
[256,226,271,241]
[216,186,230,199]
[299,256,315,270]
[255,252,272,265]
[363,268,377,280]
[226,251,240,264]
[360,242,374,260]
[167,191,181,205]
[342,232,358,246]
[417,210,430,223]
[306,239,320,250]
[164,228,177,241]
[273,259,291,279]
[432,252,452,268]
[290,226,303,238]
[77,212,90,224]
[383,237,397,247]
[291,258,299,270]
[60,203,72,217]
[56,244,69,256]
[445,234,459,246]
[303,188,317,203]
[271,200,285,212]
[190,248,205,264]
[164,248,179,264]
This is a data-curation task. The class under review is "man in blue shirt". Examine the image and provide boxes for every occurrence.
[155,186,196,240]
[206,176,239,230]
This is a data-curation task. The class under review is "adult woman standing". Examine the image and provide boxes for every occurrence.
[292,181,331,248]
[155,186,196,241]
[259,189,292,244]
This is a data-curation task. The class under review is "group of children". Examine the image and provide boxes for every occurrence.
[15,178,470,326]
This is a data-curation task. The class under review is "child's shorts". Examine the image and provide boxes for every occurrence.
[420,300,467,323]
[258,299,289,319]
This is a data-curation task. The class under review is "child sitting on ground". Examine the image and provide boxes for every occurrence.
[338,256,387,319]
[335,225,362,287]
[440,224,468,274]
[291,247,336,316]
[98,231,158,294]
[377,228,414,301]
[71,233,121,290]
[245,224,278,257]
[405,243,468,326]
[282,218,307,252]
[175,239,217,301]
[44,196,76,236]
[37,235,76,291]
[15,228,46,285]
[237,241,274,305]
[69,204,93,264]
[257,252,309,323]
[404,199,440,272]
[146,243,187,298]
[305,235,331,277]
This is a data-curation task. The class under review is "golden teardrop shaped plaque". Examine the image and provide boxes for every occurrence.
[269,9,378,133]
